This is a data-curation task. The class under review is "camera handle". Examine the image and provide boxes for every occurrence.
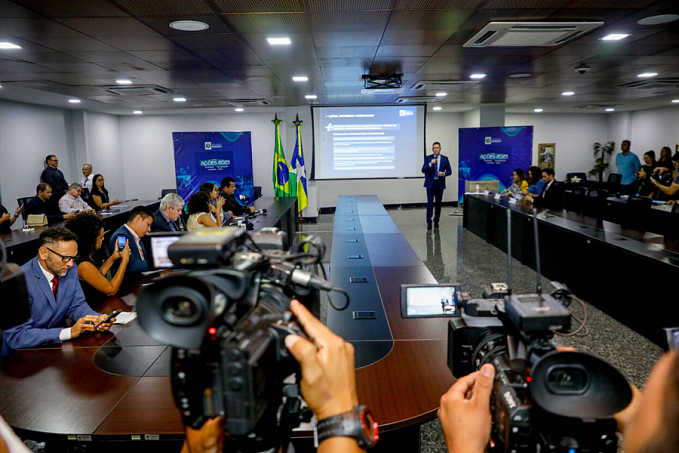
[277,381,313,453]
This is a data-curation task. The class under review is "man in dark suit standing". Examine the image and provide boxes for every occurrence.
[151,193,186,232]
[422,142,452,229]
[108,206,154,273]
[40,155,69,202]
[1,228,114,357]
[525,168,564,211]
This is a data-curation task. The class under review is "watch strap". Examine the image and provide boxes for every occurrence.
[317,405,377,449]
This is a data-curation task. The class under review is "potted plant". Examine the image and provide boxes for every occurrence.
[589,141,615,182]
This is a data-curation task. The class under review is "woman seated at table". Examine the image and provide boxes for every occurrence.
[90,174,120,210]
[65,212,130,303]
[199,182,231,224]
[187,191,224,232]
[502,168,529,195]
[525,166,546,196]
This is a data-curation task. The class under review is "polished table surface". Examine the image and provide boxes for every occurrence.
[0,196,300,441]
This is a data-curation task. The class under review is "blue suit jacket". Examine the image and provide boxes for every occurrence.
[422,154,452,189]
[1,257,99,357]
[109,225,148,272]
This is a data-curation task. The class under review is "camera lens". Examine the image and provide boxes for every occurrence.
[162,296,201,326]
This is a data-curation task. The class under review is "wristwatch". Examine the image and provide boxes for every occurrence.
[317,405,379,449]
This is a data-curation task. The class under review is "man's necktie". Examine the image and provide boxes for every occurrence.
[51,276,59,299]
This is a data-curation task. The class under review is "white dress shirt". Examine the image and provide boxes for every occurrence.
[81,175,93,191]
[59,193,91,213]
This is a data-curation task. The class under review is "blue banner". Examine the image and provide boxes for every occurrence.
[458,126,533,203]
[172,132,254,203]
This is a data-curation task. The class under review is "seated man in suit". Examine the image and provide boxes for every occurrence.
[109,206,154,273]
[25,183,76,224]
[1,228,115,357]
[525,168,564,210]
[151,193,186,232]
[220,177,255,217]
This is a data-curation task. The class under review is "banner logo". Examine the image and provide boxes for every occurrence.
[204,142,223,149]
[485,137,491,145]
[205,142,212,149]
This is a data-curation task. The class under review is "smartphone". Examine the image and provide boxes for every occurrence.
[116,235,127,251]
[94,310,122,330]
[664,327,679,351]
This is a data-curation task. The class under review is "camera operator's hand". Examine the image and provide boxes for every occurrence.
[180,417,225,453]
[285,300,359,420]
[438,363,495,453]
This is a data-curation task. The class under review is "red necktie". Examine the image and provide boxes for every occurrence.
[51,276,59,299]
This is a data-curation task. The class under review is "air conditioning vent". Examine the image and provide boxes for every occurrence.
[223,99,272,106]
[101,85,175,96]
[410,80,478,90]
[620,79,679,90]
[574,104,618,110]
[464,22,603,47]
[396,96,438,103]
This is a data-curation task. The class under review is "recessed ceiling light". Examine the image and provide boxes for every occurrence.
[601,34,630,41]
[534,108,543,112]
[433,106,442,111]
[235,108,244,112]
[606,108,615,112]
[0,84,3,88]
[68,99,81,104]
[637,72,658,78]
[133,110,143,114]
[173,97,187,102]
[562,91,575,96]
[509,73,532,78]
[169,20,209,31]
[470,73,486,79]
[292,76,308,82]
[267,37,291,45]
[0,42,21,49]
[672,99,679,103]
[435,92,447,97]
[638,14,679,26]
[116,79,133,85]
[305,94,317,99]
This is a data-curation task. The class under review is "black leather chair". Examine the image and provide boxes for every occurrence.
[565,187,587,215]
[161,189,177,199]
[607,173,622,185]
[623,196,653,231]
[583,189,610,218]
[254,186,262,200]
[566,172,588,184]
[17,196,33,221]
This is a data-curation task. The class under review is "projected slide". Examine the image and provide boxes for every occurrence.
[313,105,425,179]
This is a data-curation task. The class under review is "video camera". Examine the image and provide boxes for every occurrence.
[136,227,341,451]
[447,209,632,452]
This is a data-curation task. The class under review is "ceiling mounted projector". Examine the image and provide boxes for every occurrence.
[362,74,403,89]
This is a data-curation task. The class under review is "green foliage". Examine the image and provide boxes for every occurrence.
[589,141,615,182]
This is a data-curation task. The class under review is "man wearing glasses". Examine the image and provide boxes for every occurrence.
[58,182,94,214]
[40,155,69,202]
[1,228,115,357]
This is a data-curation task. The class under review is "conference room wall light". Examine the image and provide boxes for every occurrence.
[133,110,143,114]
[292,76,308,82]
[432,106,442,111]
[470,74,486,79]
[435,92,447,97]
[637,72,658,78]
[601,34,629,41]
[235,108,244,112]
[116,79,133,85]
[0,42,21,49]
[534,108,543,112]
[672,100,679,103]
[267,37,291,45]
[68,99,81,103]
[173,97,187,102]
[606,108,615,112]
[562,91,575,96]
[305,95,317,99]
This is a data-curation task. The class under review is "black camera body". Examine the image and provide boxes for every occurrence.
[448,293,631,453]
[137,227,330,450]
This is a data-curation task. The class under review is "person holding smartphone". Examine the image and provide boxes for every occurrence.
[0,204,22,234]
[65,213,131,304]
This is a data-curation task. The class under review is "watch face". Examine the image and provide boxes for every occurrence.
[360,407,379,444]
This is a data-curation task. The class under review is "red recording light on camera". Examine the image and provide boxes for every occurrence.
[209,327,217,335]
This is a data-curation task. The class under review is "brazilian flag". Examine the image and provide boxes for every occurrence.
[272,117,289,197]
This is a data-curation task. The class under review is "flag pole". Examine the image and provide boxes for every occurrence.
[292,114,308,223]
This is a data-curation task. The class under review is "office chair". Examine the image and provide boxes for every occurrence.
[254,186,262,200]
[17,196,33,221]
[583,189,610,218]
[565,187,587,215]
[161,189,177,199]
[566,172,588,184]
[623,196,653,231]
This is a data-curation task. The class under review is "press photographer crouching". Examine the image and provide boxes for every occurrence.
[136,227,376,453]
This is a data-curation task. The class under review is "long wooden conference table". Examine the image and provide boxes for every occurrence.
[464,193,679,347]
[1,195,450,450]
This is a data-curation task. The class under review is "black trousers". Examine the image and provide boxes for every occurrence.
[426,187,444,223]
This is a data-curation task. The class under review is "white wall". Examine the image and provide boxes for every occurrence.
[0,100,77,227]
[83,111,126,201]
[505,113,609,180]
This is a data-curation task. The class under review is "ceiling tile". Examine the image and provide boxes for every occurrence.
[0,17,84,37]
[9,0,128,17]
[312,31,383,47]
[387,9,471,31]
[55,18,163,37]
[305,0,392,11]
[316,46,376,59]
[111,0,213,16]
[213,0,301,13]
[310,11,390,31]
[98,36,178,51]
[171,33,243,50]
[22,36,118,52]
[226,13,307,34]
[376,45,440,57]
[380,30,455,46]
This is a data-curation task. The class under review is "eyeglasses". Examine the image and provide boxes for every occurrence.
[45,247,79,263]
